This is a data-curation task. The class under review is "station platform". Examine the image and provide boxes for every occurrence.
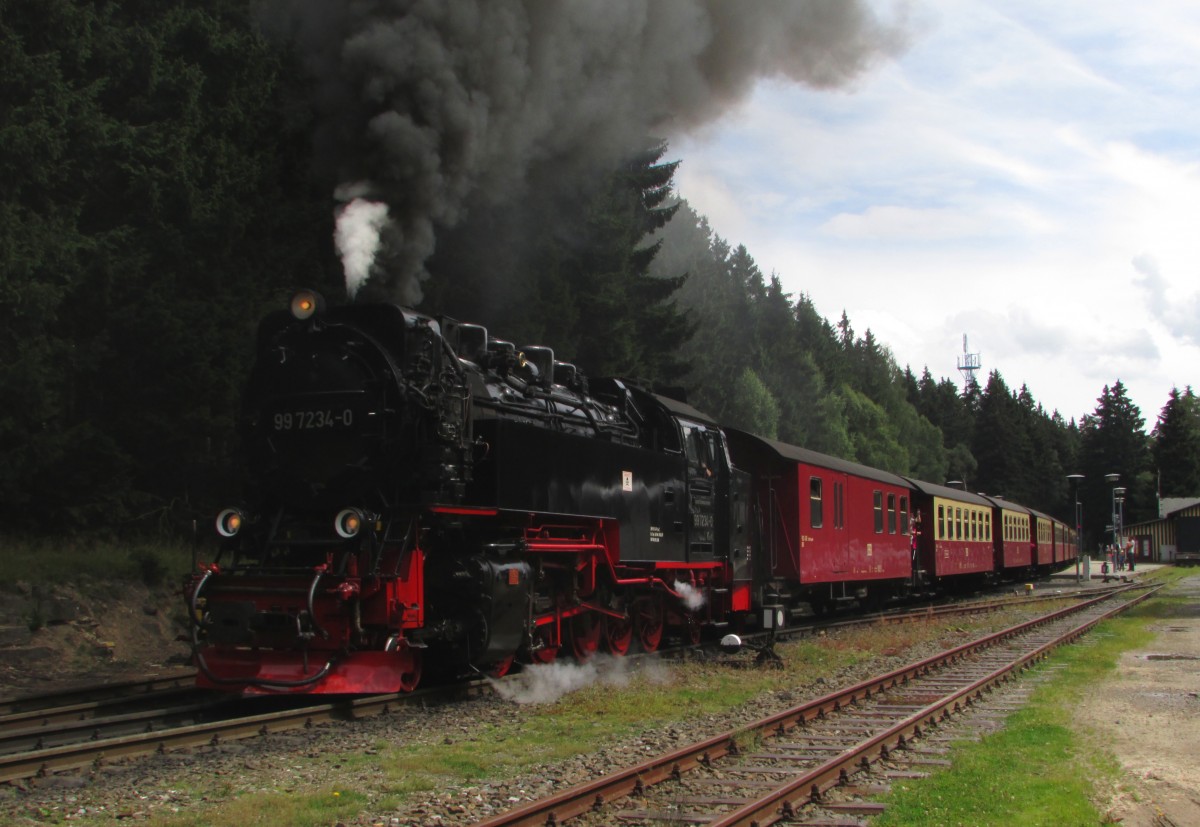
[1047,557,1163,587]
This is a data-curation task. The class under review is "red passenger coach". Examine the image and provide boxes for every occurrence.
[985,497,1034,573]
[726,430,915,611]
[1030,509,1056,570]
[905,481,995,585]
[1054,521,1077,565]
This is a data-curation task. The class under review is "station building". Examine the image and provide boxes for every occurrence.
[1124,497,1200,564]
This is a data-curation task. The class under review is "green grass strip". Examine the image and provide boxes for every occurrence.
[876,571,1189,827]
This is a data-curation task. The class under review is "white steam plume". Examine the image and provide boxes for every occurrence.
[259,0,910,301]
[491,654,670,705]
[334,185,390,299]
[674,579,707,611]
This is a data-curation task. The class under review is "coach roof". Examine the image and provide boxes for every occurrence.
[904,478,994,507]
[726,429,911,488]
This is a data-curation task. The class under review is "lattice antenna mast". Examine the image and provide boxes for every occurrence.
[957,334,981,385]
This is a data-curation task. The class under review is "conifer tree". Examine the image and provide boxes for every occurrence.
[1152,386,1200,497]
[1078,381,1153,549]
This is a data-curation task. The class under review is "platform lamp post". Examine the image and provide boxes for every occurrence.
[1105,473,1125,568]
[1067,474,1084,581]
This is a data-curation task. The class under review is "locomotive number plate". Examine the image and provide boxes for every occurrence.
[271,408,357,431]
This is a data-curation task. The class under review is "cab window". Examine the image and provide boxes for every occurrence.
[681,423,714,478]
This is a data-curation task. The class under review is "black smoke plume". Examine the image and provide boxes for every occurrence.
[258,0,909,302]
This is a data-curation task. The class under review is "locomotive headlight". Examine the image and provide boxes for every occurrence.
[335,508,366,539]
[290,289,325,321]
[216,508,246,538]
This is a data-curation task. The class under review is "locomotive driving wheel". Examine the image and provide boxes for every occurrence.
[633,596,664,653]
[569,612,602,661]
[396,649,422,693]
[602,612,633,656]
[529,624,559,664]
[489,654,516,678]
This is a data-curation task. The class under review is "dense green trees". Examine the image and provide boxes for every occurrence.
[3,2,1191,544]
[650,201,948,478]
[2,0,331,532]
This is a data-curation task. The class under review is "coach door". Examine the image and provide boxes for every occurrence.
[807,469,850,576]
[829,473,849,573]
[681,421,717,562]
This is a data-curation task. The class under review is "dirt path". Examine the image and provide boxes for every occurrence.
[1080,573,1200,827]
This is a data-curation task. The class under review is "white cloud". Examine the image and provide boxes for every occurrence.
[820,205,986,241]
[672,0,1200,420]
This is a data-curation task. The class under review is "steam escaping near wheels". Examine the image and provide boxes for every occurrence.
[674,579,707,610]
[489,655,670,706]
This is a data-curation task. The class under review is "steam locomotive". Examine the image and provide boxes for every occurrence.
[184,290,1076,694]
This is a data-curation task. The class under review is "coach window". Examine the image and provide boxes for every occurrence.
[809,477,823,529]
[873,491,884,533]
[955,507,963,540]
[985,513,991,541]
[937,504,945,539]
[900,496,909,534]
[887,493,897,533]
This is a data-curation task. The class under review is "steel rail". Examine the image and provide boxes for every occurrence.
[0,679,487,785]
[0,697,241,756]
[708,584,1160,827]
[468,585,1158,827]
[0,672,197,718]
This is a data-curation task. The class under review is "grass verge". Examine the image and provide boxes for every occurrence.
[875,567,1191,827]
[0,536,197,588]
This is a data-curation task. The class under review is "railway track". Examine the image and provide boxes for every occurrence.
[0,581,1134,788]
[468,584,1158,827]
[0,671,197,718]
[702,580,1139,660]
[0,677,490,785]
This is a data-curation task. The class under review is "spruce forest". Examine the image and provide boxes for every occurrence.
[4,2,1199,552]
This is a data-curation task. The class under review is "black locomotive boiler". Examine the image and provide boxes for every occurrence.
[185,290,754,693]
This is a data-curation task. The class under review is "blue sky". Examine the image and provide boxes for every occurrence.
[671,1,1200,426]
